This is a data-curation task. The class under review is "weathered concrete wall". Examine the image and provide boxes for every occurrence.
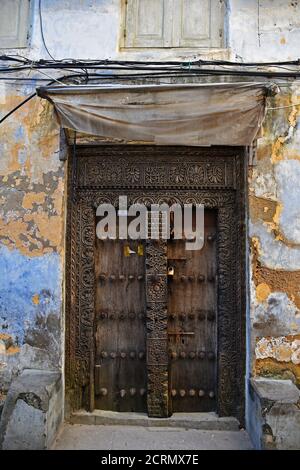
[248,378,300,449]
[3,1,300,62]
[0,83,65,395]
[229,0,300,61]
[249,84,300,387]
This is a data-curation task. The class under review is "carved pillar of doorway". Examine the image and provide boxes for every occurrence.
[145,240,169,417]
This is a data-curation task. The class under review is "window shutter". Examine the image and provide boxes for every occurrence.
[124,0,173,48]
[173,0,224,48]
[123,0,224,49]
[0,0,31,49]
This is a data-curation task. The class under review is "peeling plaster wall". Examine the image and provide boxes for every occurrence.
[249,84,300,391]
[1,0,300,424]
[0,84,65,392]
[229,0,300,61]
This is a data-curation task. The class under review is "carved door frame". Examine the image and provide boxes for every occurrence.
[65,145,247,423]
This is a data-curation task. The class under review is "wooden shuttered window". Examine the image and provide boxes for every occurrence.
[122,0,224,48]
[0,0,31,49]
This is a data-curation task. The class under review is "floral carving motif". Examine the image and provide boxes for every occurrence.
[125,166,140,184]
[146,275,167,303]
[104,165,122,184]
[207,165,224,184]
[169,165,186,184]
[187,164,205,184]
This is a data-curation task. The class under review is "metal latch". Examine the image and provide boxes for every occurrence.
[168,331,195,336]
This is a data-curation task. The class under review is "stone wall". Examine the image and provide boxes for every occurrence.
[250,83,300,389]
[0,86,65,396]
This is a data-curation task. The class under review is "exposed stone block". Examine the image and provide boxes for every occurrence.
[248,377,300,449]
[0,369,62,450]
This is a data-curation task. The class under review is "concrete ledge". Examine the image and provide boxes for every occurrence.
[70,410,240,431]
[248,378,300,450]
[251,378,300,405]
[0,369,63,450]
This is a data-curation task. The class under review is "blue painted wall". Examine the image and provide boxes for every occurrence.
[0,245,62,346]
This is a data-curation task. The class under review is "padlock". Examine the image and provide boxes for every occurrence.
[168,266,175,276]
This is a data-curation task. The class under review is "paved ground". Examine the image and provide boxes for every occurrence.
[53,424,253,450]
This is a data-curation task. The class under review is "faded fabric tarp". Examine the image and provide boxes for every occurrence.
[38,82,272,145]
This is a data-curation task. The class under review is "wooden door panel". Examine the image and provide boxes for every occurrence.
[167,210,217,412]
[95,237,147,412]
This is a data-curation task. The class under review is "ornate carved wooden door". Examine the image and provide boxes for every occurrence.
[167,210,217,412]
[67,146,246,422]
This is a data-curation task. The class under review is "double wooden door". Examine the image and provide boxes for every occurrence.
[67,145,245,422]
[94,210,217,414]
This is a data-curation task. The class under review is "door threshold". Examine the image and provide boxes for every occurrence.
[70,410,239,431]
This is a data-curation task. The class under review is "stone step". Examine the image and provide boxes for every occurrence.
[70,410,240,431]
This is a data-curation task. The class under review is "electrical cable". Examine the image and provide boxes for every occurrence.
[4,56,299,67]
[0,77,50,81]
[2,54,300,68]
[0,73,88,125]
[38,0,56,61]
[1,64,300,78]
[34,68,68,85]
[0,91,37,125]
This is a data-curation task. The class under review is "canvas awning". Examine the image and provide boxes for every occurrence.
[37,82,276,146]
